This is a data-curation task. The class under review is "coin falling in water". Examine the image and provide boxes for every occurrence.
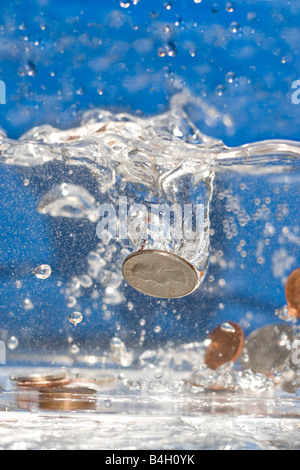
[204,321,244,370]
[33,264,52,279]
[122,250,201,298]
[239,324,294,374]
[285,268,300,318]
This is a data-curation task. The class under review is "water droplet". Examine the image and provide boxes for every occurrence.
[34,264,51,279]
[140,349,157,364]
[68,311,83,326]
[7,336,19,350]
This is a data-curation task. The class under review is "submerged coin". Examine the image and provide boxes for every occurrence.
[239,324,294,374]
[38,386,96,411]
[122,250,201,298]
[285,268,300,318]
[13,371,71,388]
[204,321,244,370]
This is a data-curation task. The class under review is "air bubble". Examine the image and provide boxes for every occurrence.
[229,22,240,33]
[225,71,236,83]
[226,2,235,12]
[68,311,83,326]
[34,264,51,279]
[7,336,19,350]
[215,85,225,96]
[67,296,77,308]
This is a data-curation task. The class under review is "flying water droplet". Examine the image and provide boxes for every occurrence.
[34,264,52,279]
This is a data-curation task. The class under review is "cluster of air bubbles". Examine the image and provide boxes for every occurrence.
[120,0,139,7]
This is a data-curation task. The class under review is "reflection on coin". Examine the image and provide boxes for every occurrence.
[122,250,201,298]
[38,386,97,411]
[239,324,294,374]
[285,268,300,318]
[13,371,71,389]
[204,322,244,370]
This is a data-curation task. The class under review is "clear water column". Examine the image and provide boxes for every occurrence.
[117,158,214,299]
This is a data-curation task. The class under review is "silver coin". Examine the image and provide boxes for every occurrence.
[122,250,201,298]
[239,324,294,374]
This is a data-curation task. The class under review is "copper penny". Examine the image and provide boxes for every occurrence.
[38,386,97,411]
[13,371,71,389]
[285,268,300,318]
[204,322,244,370]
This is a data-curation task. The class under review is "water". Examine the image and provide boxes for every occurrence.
[0,0,300,449]
[0,91,299,449]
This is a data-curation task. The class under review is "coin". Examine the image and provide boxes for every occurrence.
[122,250,202,298]
[239,324,294,374]
[285,268,300,318]
[13,371,71,388]
[204,322,244,370]
[38,386,96,411]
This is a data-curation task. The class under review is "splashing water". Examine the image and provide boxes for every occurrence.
[0,90,300,408]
